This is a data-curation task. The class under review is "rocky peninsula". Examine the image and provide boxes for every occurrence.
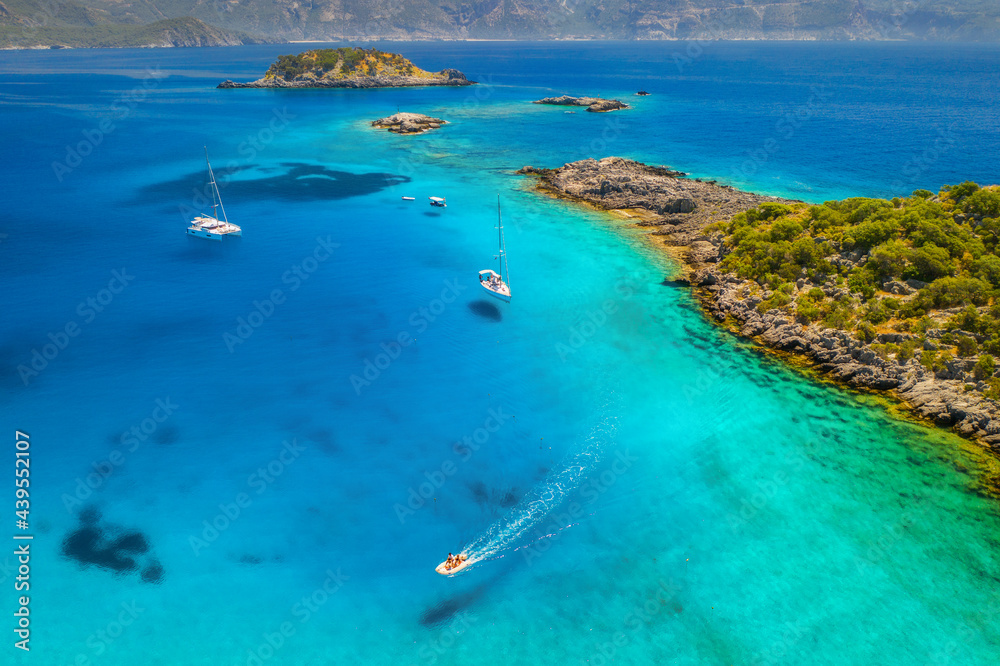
[533,96,629,113]
[520,157,1000,467]
[371,113,446,135]
[219,47,474,90]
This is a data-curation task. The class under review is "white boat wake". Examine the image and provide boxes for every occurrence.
[454,401,619,570]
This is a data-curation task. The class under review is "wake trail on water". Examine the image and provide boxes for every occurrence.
[457,396,619,568]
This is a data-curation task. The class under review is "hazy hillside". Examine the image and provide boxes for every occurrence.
[0,2,265,47]
[2,0,999,47]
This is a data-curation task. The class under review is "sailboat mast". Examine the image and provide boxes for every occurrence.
[205,147,218,220]
[497,195,509,287]
[204,146,229,224]
[498,195,502,260]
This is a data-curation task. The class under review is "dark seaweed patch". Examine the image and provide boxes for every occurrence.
[499,489,519,508]
[62,508,162,583]
[468,481,488,505]
[154,425,179,446]
[111,532,149,554]
[141,561,164,584]
[62,526,139,574]
[136,162,408,210]
[308,429,338,455]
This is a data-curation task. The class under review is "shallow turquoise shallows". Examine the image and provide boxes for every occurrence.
[2,42,999,665]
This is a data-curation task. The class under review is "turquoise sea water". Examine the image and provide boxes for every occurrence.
[2,41,1000,665]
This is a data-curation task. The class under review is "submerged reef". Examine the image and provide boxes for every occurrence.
[62,507,164,583]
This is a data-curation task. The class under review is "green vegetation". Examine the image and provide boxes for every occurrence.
[0,17,257,49]
[265,48,424,82]
[712,183,1000,373]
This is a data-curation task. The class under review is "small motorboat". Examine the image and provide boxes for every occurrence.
[435,553,470,575]
[402,196,416,201]
[429,196,447,208]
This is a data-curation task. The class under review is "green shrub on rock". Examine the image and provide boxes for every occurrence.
[713,184,1000,355]
[975,354,996,380]
[856,321,877,343]
[956,335,979,357]
[962,188,1000,219]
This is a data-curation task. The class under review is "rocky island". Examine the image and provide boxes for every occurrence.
[521,157,1000,471]
[533,96,629,113]
[218,47,474,90]
[371,112,447,135]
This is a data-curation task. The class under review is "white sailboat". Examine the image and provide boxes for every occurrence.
[187,148,241,241]
[478,196,511,303]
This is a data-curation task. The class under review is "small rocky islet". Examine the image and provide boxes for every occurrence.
[371,112,447,135]
[520,157,1000,467]
[218,47,474,89]
[533,95,630,112]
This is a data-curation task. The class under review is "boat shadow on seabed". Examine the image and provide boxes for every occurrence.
[468,300,503,322]
[419,577,500,627]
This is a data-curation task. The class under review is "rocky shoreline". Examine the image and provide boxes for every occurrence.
[219,69,473,90]
[519,157,1000,460]
[533,95,629,113]
[371,112,446,134]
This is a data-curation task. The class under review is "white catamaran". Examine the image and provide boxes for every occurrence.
[187,148,241,241]
[478,196,511,303]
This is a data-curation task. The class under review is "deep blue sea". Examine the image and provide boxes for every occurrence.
[2,41,1000,665]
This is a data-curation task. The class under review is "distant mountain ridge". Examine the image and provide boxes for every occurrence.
[0,9,264,48]
[2,0,999,47]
